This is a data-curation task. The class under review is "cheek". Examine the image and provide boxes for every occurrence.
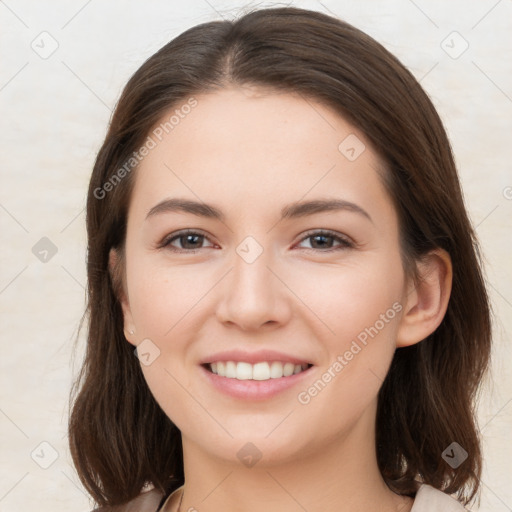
[292,256,403,411]
[290,254,404,345]
[127,255,209,340]
[295,314,400,434]
[126,258,209,422]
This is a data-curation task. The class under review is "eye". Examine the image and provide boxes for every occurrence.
[159,229,354,254]
[159,230,215,253]
[295,230,354,252]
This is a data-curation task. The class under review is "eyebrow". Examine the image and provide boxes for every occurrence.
[145,197,373,224]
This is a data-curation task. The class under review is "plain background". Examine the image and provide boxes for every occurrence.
[0,1,511,511]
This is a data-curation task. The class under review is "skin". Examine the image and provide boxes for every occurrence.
[111,85,452,512]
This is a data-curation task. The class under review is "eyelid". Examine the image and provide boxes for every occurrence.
[294,229,354,250]
[158,228,214,251]
[158,228,354,252]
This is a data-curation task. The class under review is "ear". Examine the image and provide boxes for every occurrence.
[396,248,453,347]
[108,248,137,346]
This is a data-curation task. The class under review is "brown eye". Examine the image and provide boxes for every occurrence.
[297,230,353,251]
[160,230,214,253]
[159,229,353,254]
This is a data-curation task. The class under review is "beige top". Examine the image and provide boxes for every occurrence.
[93,483,467,511]
[410,484,467,511]
[157,483,467,512]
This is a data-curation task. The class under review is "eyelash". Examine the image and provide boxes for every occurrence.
[158,229,354,254]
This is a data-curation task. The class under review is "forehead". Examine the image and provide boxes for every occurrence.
[129,86,394,226]
[159,85,365,161]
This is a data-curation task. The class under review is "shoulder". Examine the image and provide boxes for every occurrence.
[411,484,468,512]
[92,488,166,512]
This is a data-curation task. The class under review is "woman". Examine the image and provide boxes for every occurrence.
[68,6,491,512]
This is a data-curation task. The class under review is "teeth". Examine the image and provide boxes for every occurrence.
[283,362,295,377]
[253,362,270,380]
[208,361,309,380]
[236,362,253,380]
[225,361,237,378]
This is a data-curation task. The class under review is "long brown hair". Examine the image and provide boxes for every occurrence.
[68,6,492,508]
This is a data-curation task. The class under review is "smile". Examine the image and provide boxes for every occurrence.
[206,361,313,380]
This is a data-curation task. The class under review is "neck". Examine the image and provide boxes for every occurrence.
[175,403,413,512]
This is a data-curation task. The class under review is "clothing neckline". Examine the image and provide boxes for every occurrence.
[156,483,465,511]
[157,485,183,512]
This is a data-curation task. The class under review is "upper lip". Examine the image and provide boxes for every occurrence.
[200,349,314,366]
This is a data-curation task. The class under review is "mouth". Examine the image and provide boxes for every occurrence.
[202,361,314,381]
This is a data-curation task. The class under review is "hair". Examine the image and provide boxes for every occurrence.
[68,5,492,509]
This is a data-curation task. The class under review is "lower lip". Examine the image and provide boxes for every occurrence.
[200,364,313,400]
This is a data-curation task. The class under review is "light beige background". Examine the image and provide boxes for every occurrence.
[0,0,511,511]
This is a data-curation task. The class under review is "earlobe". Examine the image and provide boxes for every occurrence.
[396,249,453,348]
[108,248,137,346]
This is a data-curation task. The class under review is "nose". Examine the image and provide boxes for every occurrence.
[215,242,292,331]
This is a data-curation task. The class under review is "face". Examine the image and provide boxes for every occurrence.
[117,85,409,466]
